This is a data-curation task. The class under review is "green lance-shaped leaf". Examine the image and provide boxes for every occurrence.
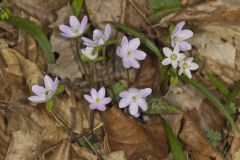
[226,80,240,105]
[6,16,55,63]
[162,118,187,160]
[148,7,180,22]
[148,0,181,10]
[180,76,239,131]
[146,97,183,114]
[204,71,230,97]
[107,22,163,61]
[45,98,54,112]
[72,0,84,16]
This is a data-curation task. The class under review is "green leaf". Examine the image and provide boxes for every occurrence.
[226,81,240,105]
[147,98,182,114]
[45,98,54,112]
[149,0,181,10]
[6,16,55,63]
[108,82,125,101]
[180,76,239,131]
[55,84,65,95]
[107,22,163,61]
[162,118,187,160]
[72,0,84,16]
[204,71,230,96]
[206,130,222,149]
[148,7,180,22]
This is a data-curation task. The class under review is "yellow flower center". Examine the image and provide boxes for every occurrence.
[170,54,177,61]
[182,62,188,70]
[95,98,100,104]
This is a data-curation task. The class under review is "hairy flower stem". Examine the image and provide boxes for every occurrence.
[127,69,130,88]
[76,38,92,85]
[103,47,116,103]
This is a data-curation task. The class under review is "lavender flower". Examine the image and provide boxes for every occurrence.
[116,36,146,69]
[81,47,98,60]
[162,46,185,68]
[84,87,112,111]
[119,88,152,116]
[171,21,193,51]
[28,75,59,103]
[59,15,88,38]
[178,57,199,79]
[82,24,111,47]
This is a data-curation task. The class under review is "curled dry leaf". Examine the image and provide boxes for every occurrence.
[71,143,97,160]
[179,112,224,160]
[0,112,10,160]
[48,140,71,160]
[102,106,166,160]
[1,48,43,89]
[230,118,240,160]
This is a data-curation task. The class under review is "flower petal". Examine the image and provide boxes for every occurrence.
[162,58,171,66]
[97,105,106,111]
[130,58,140,69]
[137,98,147,111]
[178,30,193,41]
[121,36,129,48]
[172,61,178,69]
[89,103,98,110]
[69,15,80,28]
[138,88,152,97]
[82,37,97,47]
[52,77,59,91]
[178,53,185,61]
[44,75,54,90]
[133,50,146,60]
[189,62,199,70]
[177,41,192,51]
[102,97,112,105]
[185,69,192,79]
[116,47,124,57]
[163,47,172,57]
[119,91,130,97]
[32,85,46,96]
[28,95,46,103]
[98,87,106,99]
[84,94,94,103]
[171,21,185,37]
[129,103,139,115]
[119,97,131,108]
[90,88,98,99]
[129,38,140,50]
[79,15,88,33]
[173,45,180,53]
[178,68,184,76]
[104,24,111,41]
[122,57,131,68]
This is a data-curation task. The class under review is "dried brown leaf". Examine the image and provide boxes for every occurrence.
[179,112,224,160]
[103,151,127,160]
[102,106,165,160]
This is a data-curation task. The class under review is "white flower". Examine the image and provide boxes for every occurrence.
[81,47,98,60]
[119,88,152,116]
[171,21,193,51]
[162,46,185,68]
[178,57,199,79]
[59,15,88,38]
[28,75,59,103]
[84,87,112,111]
[116,36,146,69]
[82,24,111,47]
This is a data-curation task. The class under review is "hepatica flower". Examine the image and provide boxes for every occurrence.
[82,24,111,47]
[171,21,193,51]
[28,75,59,103]
[178,57,199,79]
[59,15,88,38]
[84,87,112,111]
[119,88,152,116]
[162,46,185,68]
[117,36,146,69]
[81,47,98,60]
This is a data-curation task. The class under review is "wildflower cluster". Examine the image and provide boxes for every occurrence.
[28,16,198,117]
[162,21,198,79]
